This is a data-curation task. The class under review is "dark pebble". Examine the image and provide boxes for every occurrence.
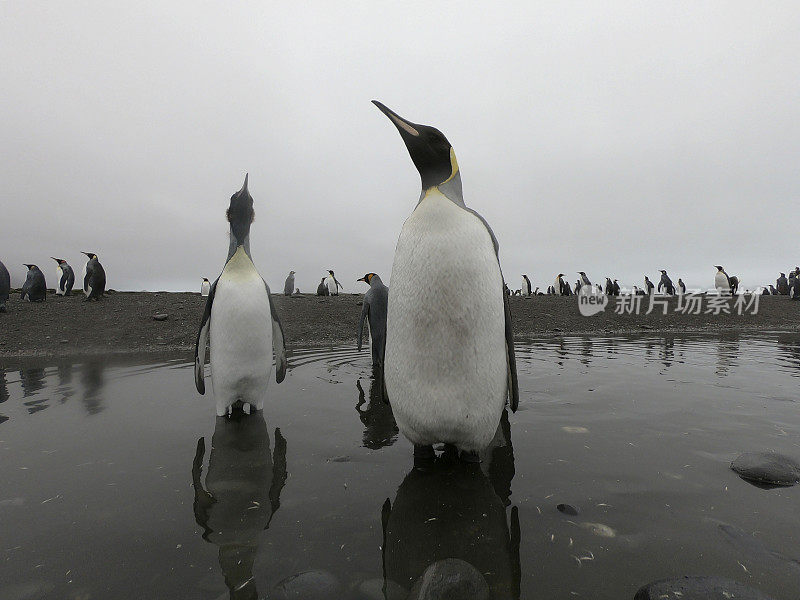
[328,455,351,463]
[730,452,800,486]
[557,503,579,516]
[634,576,774,600]
[407,559,489,600]
[153,314,169,321]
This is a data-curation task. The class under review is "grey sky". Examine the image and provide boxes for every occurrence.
[3,1,799,294]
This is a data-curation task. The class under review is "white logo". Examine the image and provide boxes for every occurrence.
[578,287,608,316]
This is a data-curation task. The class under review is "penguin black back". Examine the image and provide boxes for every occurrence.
[82,252,106,301]
[21,264,47,302]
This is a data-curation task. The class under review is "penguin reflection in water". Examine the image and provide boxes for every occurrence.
[355,377,398,450]
[194,175,287,416]
[192,412,287,600]
[382,410,520,599]
[373,101,518,462]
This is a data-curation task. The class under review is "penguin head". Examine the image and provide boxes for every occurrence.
[289,270,296,275]
[226,174,254,247]
[202,277,209,282]
[51,257,66,265]
[578,271,586,277]
[715,265,724,272]
[373,101,458,191]
[357,273,375,284]
[328,270,335,276]
[660,270,667,275]
[82,252,97,260]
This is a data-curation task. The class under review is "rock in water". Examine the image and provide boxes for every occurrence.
[153,313,169,321]
[557,503,579,516]
[407,559,490,600]
[730,452,800,486]
[634,576,774,600]
[272,570,342,600]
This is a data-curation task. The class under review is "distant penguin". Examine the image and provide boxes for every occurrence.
[554,274,567,296]
[81,252,106,301]
[761,286,771,295]
[729,275,740,295]
[373,100,518,461]
[563,281,572,296]
[574,279,582,294]
[604,278,613,295]
[21,264,47,302]
[632,285,641,295]
[194,174,287,417]
[658,270,675,295]
[612,279,620,295]
[316,277,329,296]
[504,283,511,296]
[644,276,654,295]
[769,284,778,295]
[283,271,295,296]
[714,266,731,295]
[790,276,800,300]
[595,283,603,294]
[0,260,9,312]
[522,275,531,296]
[325,270,343,296]
[357,273,389,372]
[578,271,591,290]
[677,278,686,294]
[777,273,789,295]
[201,278,211,296]
[51,258,75,296]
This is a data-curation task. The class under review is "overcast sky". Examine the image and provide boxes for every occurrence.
[3,1,799,294]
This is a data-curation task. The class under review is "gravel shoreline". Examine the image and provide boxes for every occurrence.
[1,291,798,361]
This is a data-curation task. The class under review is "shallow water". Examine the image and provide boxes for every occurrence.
[1,333,800,600]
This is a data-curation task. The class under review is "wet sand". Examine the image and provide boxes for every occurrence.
[1,291,798,359]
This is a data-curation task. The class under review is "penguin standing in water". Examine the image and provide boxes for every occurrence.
[677,278,686,294]
[0,260,10,312]
[522,275,531,296]
[325,270,343,296]
[51,258,75,296]
[201,278,211,296]
[21,265,47,302]
[357,273,389,372]
[714,266,731,295]
[283,271,295,296]
[658,270,675,295]
[316,277,329,296]
[644,276,654,295]
[194,175,287,417]
[81,252,106,301]
[373,101,518,462]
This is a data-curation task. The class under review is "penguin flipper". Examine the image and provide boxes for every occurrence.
[194,278,217,394]
[266,286,287,383]
[504,287,519,412]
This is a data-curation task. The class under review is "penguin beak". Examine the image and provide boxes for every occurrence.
[357,277,365,283]
[372,101,421,138]
[240,173,249,194]
[82,252,91,257]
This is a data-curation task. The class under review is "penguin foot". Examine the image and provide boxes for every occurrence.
[413,444,436,460]
[242,402,251,415]
[459,450,481,464]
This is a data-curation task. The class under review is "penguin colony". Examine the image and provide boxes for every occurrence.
[3,102,798,460]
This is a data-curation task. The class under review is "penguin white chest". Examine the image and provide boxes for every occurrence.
[55,266,63,294]
[385,190,507,451]
[209,248,273,410]
[715,272,728,293]
[326,276,338,295]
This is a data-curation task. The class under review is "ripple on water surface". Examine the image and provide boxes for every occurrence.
[1,333,799,599]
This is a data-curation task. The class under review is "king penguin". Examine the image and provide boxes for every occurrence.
[325,270,342,296]
[677,278,686,294]
[522,274,531,296]
[555,274,567,296]
[644,275,654,295]
[283,271,295,296]
[316,277,329,296]
[356,272,389,372]
[714,266,731,295]
[21,264,47,302]
[201,278,211,296]
[81,252,106,301]
[194,175,287,417]
[51,258,75,296]
[373,100,518,462]
[658,270,675,295]
[0,260,10,312]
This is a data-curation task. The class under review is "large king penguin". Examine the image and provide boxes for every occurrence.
[51,258,75,296]
[194,175,287,417]
[714,266,731,295]
[522,275,531,296]
[0,260,10,312]
[325,270,343,296]
[357,272,389,371]
[21,264,47,302]
[81,252,106,300]
[373,101,518,461]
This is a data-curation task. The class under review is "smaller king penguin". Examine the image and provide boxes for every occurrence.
[0,260,10,312]
[194,175,287,417]
[316,277,329,296]
[357,273,389,372]
[714,266,731,295]
[201,278,211,296]
[21,264,47,302]
[81,252,106,301]
[283,271,296,296]
[51,258,75,296]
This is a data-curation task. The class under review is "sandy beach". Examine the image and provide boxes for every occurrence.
[1,291,799,360]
